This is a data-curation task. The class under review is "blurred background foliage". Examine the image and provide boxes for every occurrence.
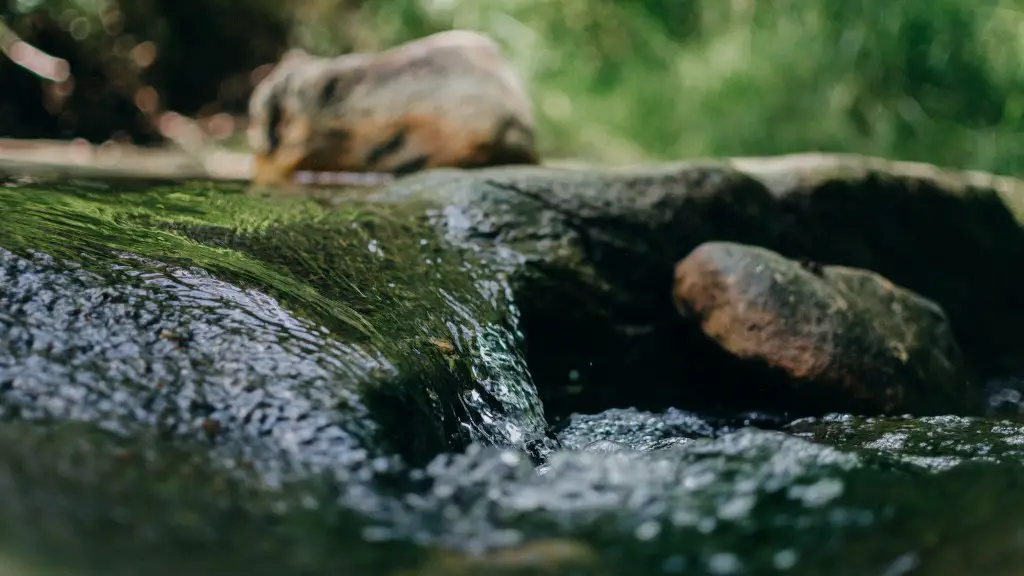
[2,0,1024,173]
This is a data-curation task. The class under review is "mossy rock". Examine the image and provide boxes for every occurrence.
[1,153,1024,574]
[0,181,553,469]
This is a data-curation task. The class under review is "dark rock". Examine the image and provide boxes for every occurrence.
[377,153,1024,417]
[672,241,971,415]
[0,419,429,576]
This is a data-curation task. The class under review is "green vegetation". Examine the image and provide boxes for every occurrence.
[290,0,1024,173]
[4,0,1024,170]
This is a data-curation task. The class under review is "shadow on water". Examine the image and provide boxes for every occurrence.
[2,180,1024,575]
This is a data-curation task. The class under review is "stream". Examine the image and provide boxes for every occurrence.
[1,176,1024,575]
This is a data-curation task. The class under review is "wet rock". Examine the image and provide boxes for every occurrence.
[785,413,1024,471]
[0,182,553,477]
[248,30,538,187]
[379,153,1024,417]
[671,241,971,415]
[0,247,388,475]
[9,413,1024,575]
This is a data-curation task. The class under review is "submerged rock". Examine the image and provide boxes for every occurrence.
[672,242,971,415]
[5,414,1024,575]
[785,413,1024,471]
[408,427,1024,576]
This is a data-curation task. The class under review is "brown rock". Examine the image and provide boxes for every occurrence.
[672,241,972,415]
[247,30,538,188]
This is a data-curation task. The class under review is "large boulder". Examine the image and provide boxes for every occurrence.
[672,241,970,415]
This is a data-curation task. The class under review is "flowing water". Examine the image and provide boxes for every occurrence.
[1,178,1024,575]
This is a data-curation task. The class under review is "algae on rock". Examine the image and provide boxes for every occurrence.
[0,181,552,472]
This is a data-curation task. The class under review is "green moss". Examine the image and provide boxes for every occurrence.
[0,184,379,340]
[0,180,549,462]
[0,182,508,345]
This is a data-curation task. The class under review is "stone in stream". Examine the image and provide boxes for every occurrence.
[2,152,1024,574]
[0,182,555,477]
[373,153,1024,418]
[247,30,538,188]
[672,241,970,415]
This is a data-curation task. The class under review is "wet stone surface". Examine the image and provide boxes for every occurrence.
[672,241,972,416]
[785,413,1024,472]
[0,248,384,479]
[2,154,1024,575]
[0,181,557,469]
